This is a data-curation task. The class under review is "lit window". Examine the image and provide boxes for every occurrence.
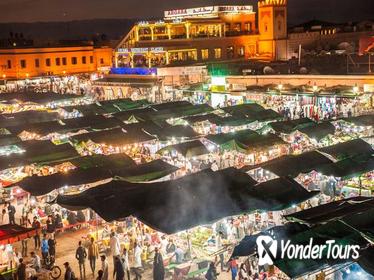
[214,48,222,59]
[201,49,209,60]
[238,46,245,57]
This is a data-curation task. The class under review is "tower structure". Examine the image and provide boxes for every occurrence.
[258,0,288,60]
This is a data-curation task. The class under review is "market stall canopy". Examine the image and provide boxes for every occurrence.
[270,118,315,134]
[62,104,107,116]
[318,139,373,161]
[157,140,209,158]
[343,115,374,127]
[70,127,156,146]
[0,140,79,171]
[6,120,62,136]
[15,159,176,196]
[55,168,317,234]
[183,113,218,124]
[298,121,335,141]
[0,224,37,245]
[0,92,77,104]
[315,154,374,179]
[113,108,156,122]
[60,115,123,131]
[0,134,21,146]
[222,104,282,122]
[65,153,136,170]
[98,98,150,113]
[0,111,61,127]
[206,130,285,153]
[284,196,374,225]
[94,75,159,88]
[243,151,333,177]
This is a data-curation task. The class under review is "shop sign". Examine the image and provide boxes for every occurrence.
[164,6,217,18]
[117,47,164,53]
[218,6,253,13]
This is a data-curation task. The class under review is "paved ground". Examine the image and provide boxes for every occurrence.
[15,228,232,280]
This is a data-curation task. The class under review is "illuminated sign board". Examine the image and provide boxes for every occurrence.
[164,5,253,19]
[117,47,165,53]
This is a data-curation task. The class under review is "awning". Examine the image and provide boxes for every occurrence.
[0,140,79,171]
[55,168,317,234]
[270,118,315,134]
[0,111,61,128]
[318,139,373,161]
[243,151,333,177]
[343,115,374,127]
[0,224,37,245]
[0,92,77,104]
[71,127,156,146]
[298,122,335,141]
[157,140,209,158]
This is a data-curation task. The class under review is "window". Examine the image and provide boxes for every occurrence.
[55,58,61,66]
[227,46,234,59]
[278,21,282,32]
[46,58,51,67]
[62,57,67,65]
[20,60,26,69]
[82,56,86,64]
[214,48,222,59]
[100,58,104,64]
[71,57,77,65]
[7,60,11,69]
[244,22,252,32]
[238,46,245,57]
[35,59,40,68]
[90,56,93,64]
[201,49,209,60]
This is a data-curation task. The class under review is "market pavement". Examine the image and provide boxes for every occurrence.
[15,227,232,280]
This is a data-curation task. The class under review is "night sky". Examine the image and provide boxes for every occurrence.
[0,0,373,24]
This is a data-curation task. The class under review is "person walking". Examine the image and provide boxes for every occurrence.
[7,203,16,225]
[121,248,130,280]
[205,262,218,280]
[41,234,49,265]
[88,237,99,275]
[75,241,87,280]
[227,258,238,280]
[96,270,103,280]
[133,242,143,280]
[32,217,41,249]
[64,262,76,280]
[48,236,56,263]
[100,255,109,280]
[16,258,26,280]
[153,247,164,280]
[113,256,124,280]
[109,232,121,265]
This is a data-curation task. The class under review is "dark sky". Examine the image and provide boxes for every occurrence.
[0,0,373,24]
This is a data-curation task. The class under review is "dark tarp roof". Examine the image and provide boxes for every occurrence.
[66,153,136,169]
[318,139,373,161]
[0,111,61,127]
[7,121,62,136]
[0,140,79,171]
[0,224,37,245]
[222,104,281,122]
[0,134,21,146]
[208,115,255,127]
[206,130,285,153]
[270,118,315,134]
[284,197,374,225]
[62,104,107,116]
[315,154,374,179]
[243,151,333,177]
[15,159,176,196]
[298,121,336,141]
[343,115,374,127]
[71,127,155,146]
[0,92,77,104]
[113,108,156,122]
[55,168,317,234]
[183,113,218,124]
[99,98,150,113]
[150,101,192,111]
[157,140,209,158]
[222,104,266,116]
[60,115,123,131]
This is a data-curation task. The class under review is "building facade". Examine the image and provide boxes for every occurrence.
[0,45,113,79]
[115,0,288,68]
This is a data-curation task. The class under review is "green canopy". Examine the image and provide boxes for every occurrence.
[298,121,335,141]
[270,118,315,134]
[318,139,373,161]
